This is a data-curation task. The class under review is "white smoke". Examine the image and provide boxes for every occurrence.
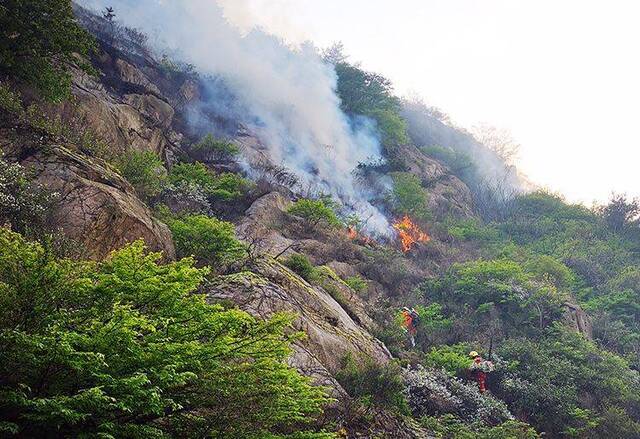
[78,0,391,234]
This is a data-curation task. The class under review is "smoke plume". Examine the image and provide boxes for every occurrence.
[79,0,391,234]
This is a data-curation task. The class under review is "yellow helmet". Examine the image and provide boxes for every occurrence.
[469,351,479,357]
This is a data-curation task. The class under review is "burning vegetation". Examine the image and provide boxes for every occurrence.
[392,215,430,252]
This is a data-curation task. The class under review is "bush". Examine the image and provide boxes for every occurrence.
[0,157,55,236]
[494,328,640,437]
[192,134,239,159]
[0,228,330,437]
[345,276,368,293]
[336,354,409,414]
[169,162,252,201]
[333,59,408,146]
[389,172,430,220]
[283,253,316,282]
[288,198,341,230]
[167,214,246,268]
[421,414,539,439]
[116,150,167,199]
[425,344,472,377]
[0,0,95,102]
[403,366,513,425]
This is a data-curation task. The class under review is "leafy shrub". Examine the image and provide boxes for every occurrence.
[425,344,472,377]
[336,354,409,414]
[332,58,408,146]
[288,198,341,230]
[192,133,239,159]
[421,414,539,439]
[494,327,640,437]
[424,259,567,338]
[169,162,252,201]
[389,172,430,220]
[0,157,55,236]
[116,150,167,199]
[345,276,368,293]
[284,253,316,282]
[0,228,330,437]
[0,0,95,102]
[403,366,513,425]
[167,214,246,268]
[208,172,253,201]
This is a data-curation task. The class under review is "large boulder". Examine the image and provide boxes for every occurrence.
[0,116,175,261]
[207,257,392,392]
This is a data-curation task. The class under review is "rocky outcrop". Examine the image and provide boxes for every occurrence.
[207,258,392,393]
[0,116,175,260]
[563,302,593,340]
[61,54,184,162]
[395,143,475,219]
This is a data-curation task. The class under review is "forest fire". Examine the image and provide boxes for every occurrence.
[392,215,430,252]
[347,226,373,245]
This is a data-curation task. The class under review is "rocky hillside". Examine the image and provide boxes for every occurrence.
[3,3,640,438]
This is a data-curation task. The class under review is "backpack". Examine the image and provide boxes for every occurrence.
[410,310,420,327]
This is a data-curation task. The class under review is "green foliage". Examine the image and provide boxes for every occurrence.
[283,253,316,282]
[169,162,252,201]
[167,214,246,268]
[116,150,168,199]
[333,61,408,146]
[446,218,501,243]
[425,259,567,338]
[345,276,368,293]
[208,172,253,201]
[421,415,539,439]
[494,327,640,437]
[389,172,430,220]
[288,198,341,230]
[192,133,239,158]
[0,228,330,437]
[335,354,409,414]
[425,344,472,377]
[0,0,95,102]
[0,157,55,236]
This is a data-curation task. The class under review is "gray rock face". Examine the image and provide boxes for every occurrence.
[207,258,391,393]
[395,144,475,219]
[563,302,593,340]
[0,117,175,261]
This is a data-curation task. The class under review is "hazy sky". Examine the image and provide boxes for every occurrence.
[219,0,640,206]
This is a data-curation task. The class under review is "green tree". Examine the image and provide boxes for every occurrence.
[0,228,331,437]
[116,150,168,199]
[169,162,252,201]
[0,0,95,102]
[192,133,239,159]
[332,60,408,146]
[288,198,341,230]
[283,253,316,282]
[167,214,246,268]
[389,172,430,220]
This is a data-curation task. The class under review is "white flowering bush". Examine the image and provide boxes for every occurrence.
[403,365,513,425]
[161,181,211,215]
[0,157,55,234]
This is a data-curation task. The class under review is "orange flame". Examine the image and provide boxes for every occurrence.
[347,225,373,245]
[392,215,430,252]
